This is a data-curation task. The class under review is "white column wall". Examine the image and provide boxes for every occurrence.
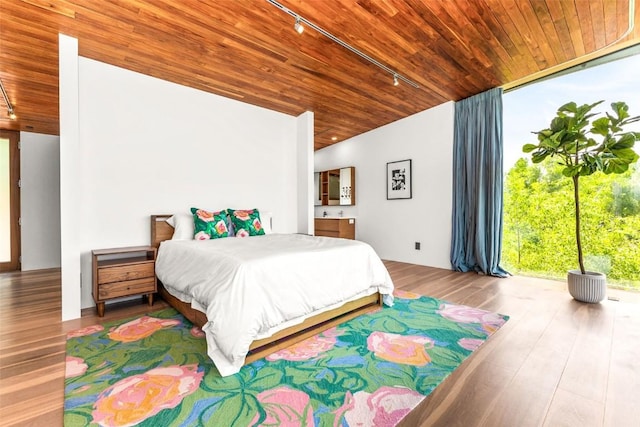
[296,111,314,235]
[59,34,81,321]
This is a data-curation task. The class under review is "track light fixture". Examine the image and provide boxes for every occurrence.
[266,0,419,89]
[294,16,304,34]
[0,78,16,120]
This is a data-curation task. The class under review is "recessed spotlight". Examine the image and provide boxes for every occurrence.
[331,136,338,141]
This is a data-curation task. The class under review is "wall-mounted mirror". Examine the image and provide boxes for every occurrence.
[315,167,355,206]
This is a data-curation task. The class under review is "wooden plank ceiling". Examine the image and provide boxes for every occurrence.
[1,0,639,150]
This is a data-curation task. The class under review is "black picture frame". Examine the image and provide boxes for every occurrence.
[387,159,412,200]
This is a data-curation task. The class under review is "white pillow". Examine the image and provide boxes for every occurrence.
[260,211,273,234]
[166,213,195,240]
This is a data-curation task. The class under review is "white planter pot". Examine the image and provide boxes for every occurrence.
[567,270,606,303]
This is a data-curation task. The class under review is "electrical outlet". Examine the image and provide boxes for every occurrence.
[415,242,421,250]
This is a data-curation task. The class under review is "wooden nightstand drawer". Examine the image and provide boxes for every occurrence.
[98,277,157,300]
[97,262,155,285]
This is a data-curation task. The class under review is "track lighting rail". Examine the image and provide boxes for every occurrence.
[265,0,419,88]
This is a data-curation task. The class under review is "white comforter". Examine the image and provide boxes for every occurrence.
[155,234,394,376]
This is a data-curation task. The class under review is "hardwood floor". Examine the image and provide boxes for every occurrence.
[1,262,638,426]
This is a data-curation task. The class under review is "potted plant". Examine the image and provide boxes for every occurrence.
[523,101,640,303]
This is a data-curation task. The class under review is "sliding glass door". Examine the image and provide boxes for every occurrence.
[0,130,20,272]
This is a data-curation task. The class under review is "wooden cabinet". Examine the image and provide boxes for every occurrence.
[314,218,356,240]
[92,246,157,317]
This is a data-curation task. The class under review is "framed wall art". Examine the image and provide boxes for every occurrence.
[386,159,412,200]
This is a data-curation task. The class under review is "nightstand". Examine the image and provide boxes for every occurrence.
[91,246,157,317]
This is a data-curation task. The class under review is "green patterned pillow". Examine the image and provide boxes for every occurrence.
[228,209,265,237]
[190,208,229,240]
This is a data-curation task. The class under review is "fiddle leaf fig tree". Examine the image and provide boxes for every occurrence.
[523,101,640,275]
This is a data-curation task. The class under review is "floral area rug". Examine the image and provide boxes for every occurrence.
[64,291,508,426]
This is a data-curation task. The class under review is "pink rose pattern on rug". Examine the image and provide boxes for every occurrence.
[437,303,507,331]
[107,316,181,342]
[92,364,203,427]
[250,386,314,426]
[367,331,434,366]
[334,386,425,427]
[65,356,88,379]
[458,338,485,351]
[393,289,422,300]
[66,324,104,339]
[65,296,508,426]
[267,327,341,362]
[190,326,205,338]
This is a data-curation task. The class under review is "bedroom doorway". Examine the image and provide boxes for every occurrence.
[0,130,20,272]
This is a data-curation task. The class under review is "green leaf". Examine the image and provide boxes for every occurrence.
[427,346,466,369]
[603,160,630,174]
[531,152,549,163]
[558,102,578,114]
[611,101,630,121]
[522,143,538,153]
[240,365,285,392]
[202,369,243,393]
[63,411,93,427]
[550,116,567,133]
[207,393,261,427]
[562,165,580,177]
[610,133,637,150]
[610,148,639,162]
[590,117,611,136]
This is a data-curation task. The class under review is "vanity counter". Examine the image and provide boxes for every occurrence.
[314,217,355,240]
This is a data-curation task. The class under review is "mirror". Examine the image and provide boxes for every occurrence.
[315,167,355,206]
[328,170,340,205]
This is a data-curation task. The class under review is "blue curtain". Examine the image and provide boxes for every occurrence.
[450,87,508,277]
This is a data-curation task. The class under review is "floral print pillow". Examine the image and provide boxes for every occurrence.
[190,208,229,240]
[227,209,265,237]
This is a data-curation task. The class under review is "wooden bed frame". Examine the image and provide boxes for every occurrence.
[150,214,383,364]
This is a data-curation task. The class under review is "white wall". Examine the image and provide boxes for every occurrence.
[314,101,455,269]
[296,111,314,235]
[20,132,61,270]
[63,57,301,312]
[59,34,81,321]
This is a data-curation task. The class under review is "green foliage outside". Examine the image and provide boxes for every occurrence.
[502,158,640,290]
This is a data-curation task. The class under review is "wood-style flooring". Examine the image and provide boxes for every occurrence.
[1,262,639,426]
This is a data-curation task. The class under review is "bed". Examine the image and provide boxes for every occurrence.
[150,214,394,376]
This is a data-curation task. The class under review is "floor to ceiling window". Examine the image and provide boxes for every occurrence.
[502,48,640,291]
